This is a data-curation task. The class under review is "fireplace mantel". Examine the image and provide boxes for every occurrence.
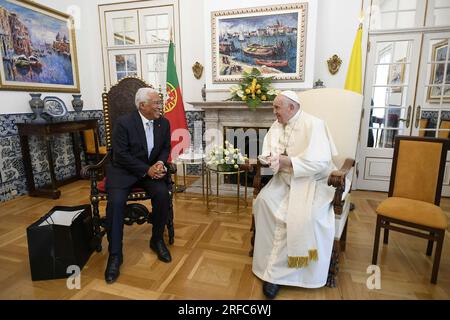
[189,101,275,153]
[188,101,273,110]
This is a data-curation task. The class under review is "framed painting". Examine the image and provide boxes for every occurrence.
[211,2,307,83]
[0,0,80,92]
[427,40,450,103]
[388,58,406,93]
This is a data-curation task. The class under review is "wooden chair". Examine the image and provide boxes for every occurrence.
[250,88,363,287]
[81,129,107,162]
[81,77,176,252]
[372,135,449,284]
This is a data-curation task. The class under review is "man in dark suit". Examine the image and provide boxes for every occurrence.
[104,87,172,284]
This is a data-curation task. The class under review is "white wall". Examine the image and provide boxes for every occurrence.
[314,0,365,89]
[0,0,366,114]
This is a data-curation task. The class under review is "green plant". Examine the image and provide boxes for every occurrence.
[229,68,279,109]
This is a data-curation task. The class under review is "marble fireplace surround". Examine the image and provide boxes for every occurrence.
[189,101,275,160]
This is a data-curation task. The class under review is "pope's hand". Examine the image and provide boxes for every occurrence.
[278,155,292,171]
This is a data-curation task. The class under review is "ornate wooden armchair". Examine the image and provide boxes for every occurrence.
[250,88,363,287]
[81,77,176,252]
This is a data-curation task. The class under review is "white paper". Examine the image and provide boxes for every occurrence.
[38,209,85,227]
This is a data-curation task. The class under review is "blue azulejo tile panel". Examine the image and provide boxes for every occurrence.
[0,110,204,201]
[0,110,104,202]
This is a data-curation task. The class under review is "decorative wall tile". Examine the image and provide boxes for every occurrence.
[0,110,104,202]
[0,110,204,202]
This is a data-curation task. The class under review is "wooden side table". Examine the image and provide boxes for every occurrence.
[17,119,100,199]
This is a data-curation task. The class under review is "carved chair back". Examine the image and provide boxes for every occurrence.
[103,77,153,150]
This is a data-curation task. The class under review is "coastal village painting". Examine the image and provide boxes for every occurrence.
[0,0,79,92]
[212,3,307,83]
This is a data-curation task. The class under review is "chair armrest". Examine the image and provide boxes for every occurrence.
[327,158,355,215]
[253,160,270,197]
[167,162,177,174]
[80,152,110,179]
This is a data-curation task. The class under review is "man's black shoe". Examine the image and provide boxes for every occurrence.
[150,239,172,263]
[263,281,280,299]
[104,255,123,284]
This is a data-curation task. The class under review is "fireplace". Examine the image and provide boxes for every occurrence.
[189,101,276,186]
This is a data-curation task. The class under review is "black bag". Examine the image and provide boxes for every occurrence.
[26,204,94,281]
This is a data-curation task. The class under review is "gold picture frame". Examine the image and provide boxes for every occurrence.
[211,2,308,83]
[0,0,80,92]
[427,40,450,103]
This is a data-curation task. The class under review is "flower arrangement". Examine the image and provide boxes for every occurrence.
[206,141,248,171]
[229,68,279,109]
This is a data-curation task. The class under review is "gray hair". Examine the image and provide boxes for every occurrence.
[135,87,159,109]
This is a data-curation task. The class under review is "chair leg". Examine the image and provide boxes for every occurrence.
[372,215,382,265]
[383,222,390,244]
[168,193,175,245]
[92,200,103,252]
[249,215,255,257]
[326,240,341,288]
[431,230,445,284]
[340,219,348,252]
[426,232,434,256]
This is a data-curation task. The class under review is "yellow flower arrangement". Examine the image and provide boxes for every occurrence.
[229,68,279,109]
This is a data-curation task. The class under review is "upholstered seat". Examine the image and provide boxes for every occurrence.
[83,129,108,155]
[377,197,447,230]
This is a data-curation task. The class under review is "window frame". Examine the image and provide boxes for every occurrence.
[99,0,181,89]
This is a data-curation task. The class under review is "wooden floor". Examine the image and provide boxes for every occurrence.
[0,178,449,300]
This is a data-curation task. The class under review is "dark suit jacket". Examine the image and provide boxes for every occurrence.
[106,110,171,189]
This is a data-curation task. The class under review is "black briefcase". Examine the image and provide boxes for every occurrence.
[26,204,94,281]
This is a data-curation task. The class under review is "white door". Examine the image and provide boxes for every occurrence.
[357,33,422,191]
[412,32,450,196]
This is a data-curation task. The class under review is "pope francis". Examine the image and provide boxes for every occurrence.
[252,90,338,299]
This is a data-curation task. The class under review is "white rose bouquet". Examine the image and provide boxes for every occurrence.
[206,141,248,171]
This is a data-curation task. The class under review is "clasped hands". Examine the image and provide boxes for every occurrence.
[260,154,292,173]
[147,162,167,179]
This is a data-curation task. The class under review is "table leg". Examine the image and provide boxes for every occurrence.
[183,162,186,188]
[72,132,82,178]
[19,135,36,195]
[245,170,248,208]
[216,172,219,208]
[237,170,240,213]
[206,170,210,210]
[201,161,205,198]
[46,136,60,199]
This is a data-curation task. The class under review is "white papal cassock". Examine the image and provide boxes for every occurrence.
[252,109,338,288]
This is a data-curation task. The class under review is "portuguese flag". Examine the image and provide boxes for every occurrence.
[164,40,188,161]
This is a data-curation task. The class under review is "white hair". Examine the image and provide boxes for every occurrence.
[135,87,159,109]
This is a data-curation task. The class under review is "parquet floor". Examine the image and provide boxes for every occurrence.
[0,179,449,300]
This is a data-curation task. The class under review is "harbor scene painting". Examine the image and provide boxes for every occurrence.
[0,0,79,92]
[212,3,307,83]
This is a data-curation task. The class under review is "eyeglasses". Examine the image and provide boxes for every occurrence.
[147,100,164,106]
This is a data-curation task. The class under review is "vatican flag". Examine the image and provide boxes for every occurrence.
[344,24,363,94]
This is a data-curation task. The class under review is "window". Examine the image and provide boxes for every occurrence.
[99,0,181,91]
